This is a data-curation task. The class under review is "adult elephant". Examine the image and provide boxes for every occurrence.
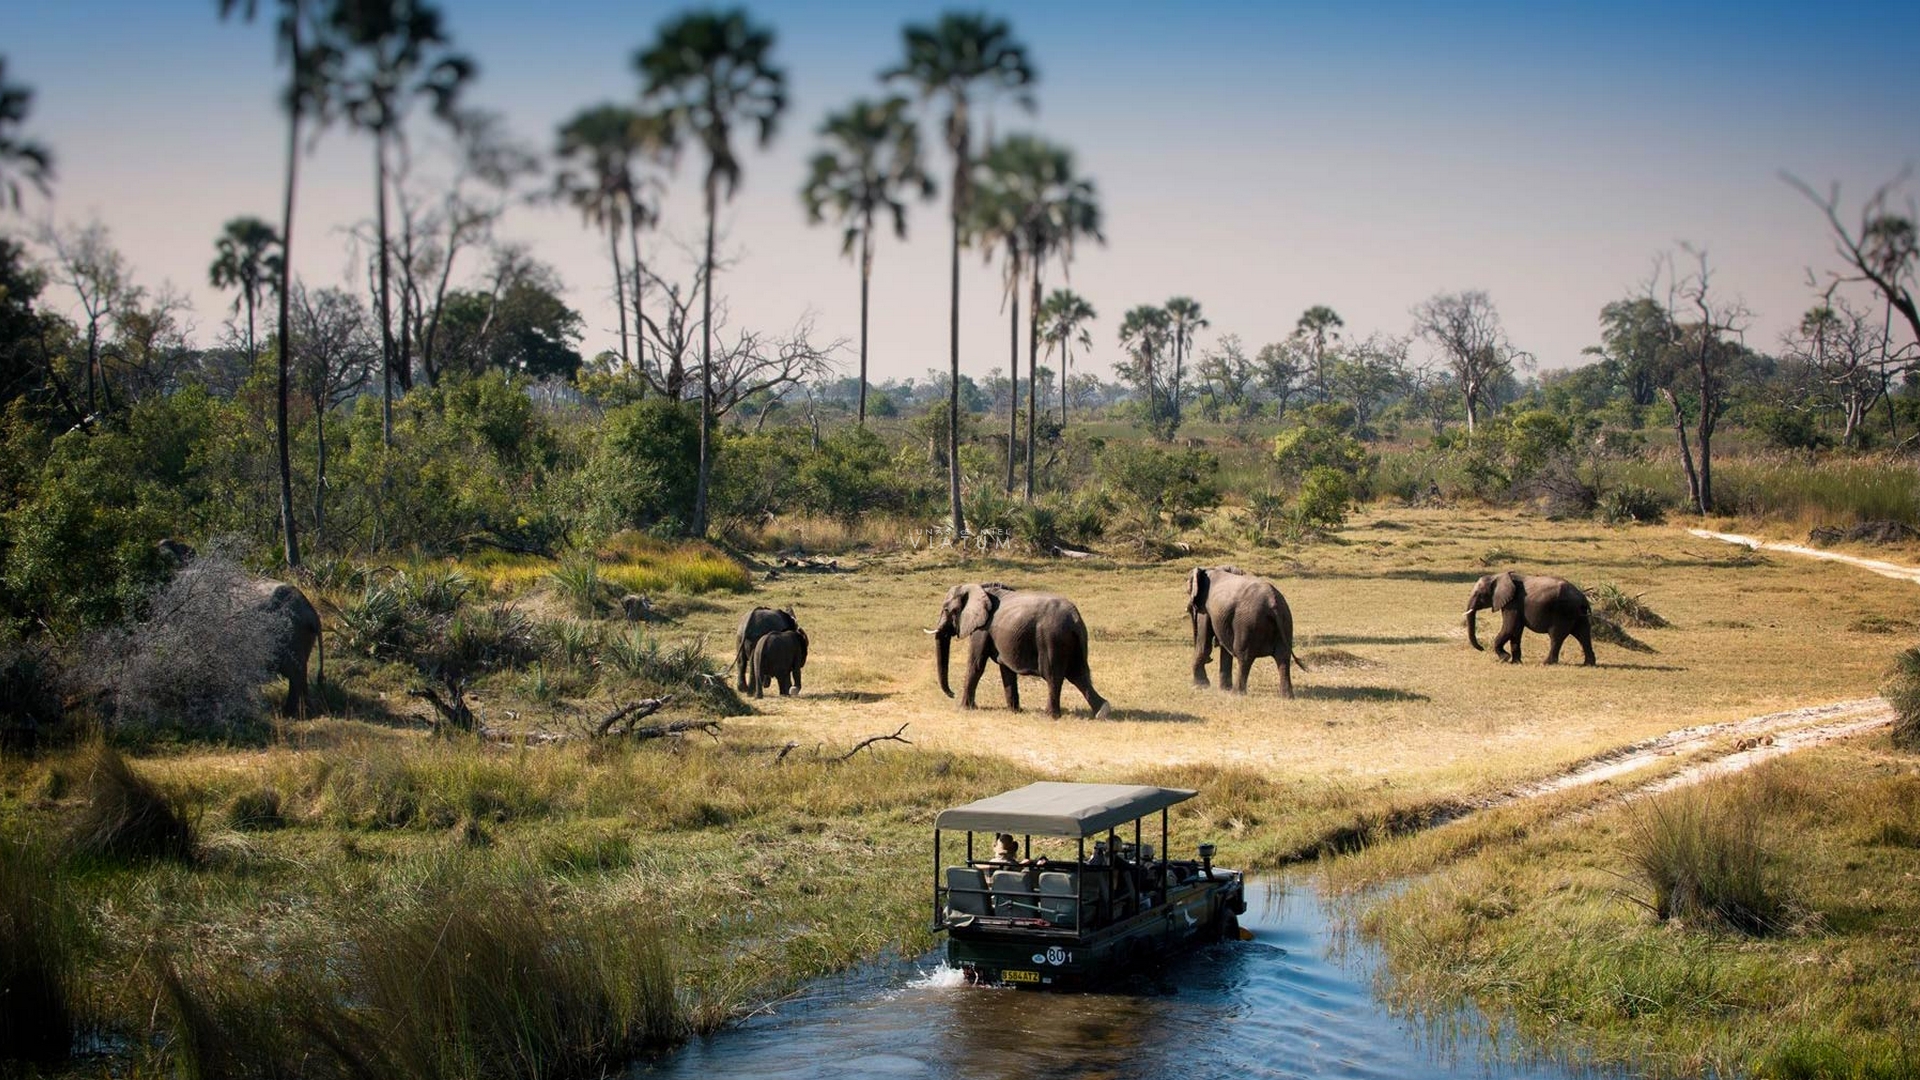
[1187,565,1304,696]
[1465,571,1595,666]
[156,539,323,716]
[929,583,1111,718]
[734,606,797,691]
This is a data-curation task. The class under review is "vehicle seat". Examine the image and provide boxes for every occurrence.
[990,870,1041,918]
[946,867,989,918]
[1037,872,1078,926]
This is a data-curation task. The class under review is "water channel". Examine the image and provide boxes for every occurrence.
[635,878,1631,1080]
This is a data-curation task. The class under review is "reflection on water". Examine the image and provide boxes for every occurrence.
[632,879,1624,1080]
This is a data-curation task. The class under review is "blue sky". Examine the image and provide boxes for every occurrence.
[4,0,1917,382]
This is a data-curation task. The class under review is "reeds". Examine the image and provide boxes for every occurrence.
[0,841,76,1065]
[69,743,196,863]
[1882,646,1920,751]
[1623,784,1794,935]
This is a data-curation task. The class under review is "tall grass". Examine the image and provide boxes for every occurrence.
[1608,452,1920,528]
[0,841,76,1065]
[1623,783,1794,935]
[70,744,196,863]
[1882,646,1920,751]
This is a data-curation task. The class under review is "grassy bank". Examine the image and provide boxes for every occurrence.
[5,507,1916,1075]
[1357,737,1920,1079]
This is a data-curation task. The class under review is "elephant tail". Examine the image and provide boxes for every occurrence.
[1289,651,1309,672]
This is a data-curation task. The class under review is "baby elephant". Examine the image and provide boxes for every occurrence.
[1465,571,1595,665]
[750,627,809,697]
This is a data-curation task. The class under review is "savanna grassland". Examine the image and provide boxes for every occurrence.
[5,506,1918,1078]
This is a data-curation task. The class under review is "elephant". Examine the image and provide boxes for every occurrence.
[1465,571,1595,666]
[734,606,798,690]
[929,583,1111,719]
[1187,565,1305,696]
[156,539,324,716]
[749,628,809,698]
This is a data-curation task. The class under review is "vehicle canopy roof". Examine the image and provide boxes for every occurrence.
[935,782,1197,839]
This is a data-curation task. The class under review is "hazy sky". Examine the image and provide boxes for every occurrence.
[5,1,1918,385]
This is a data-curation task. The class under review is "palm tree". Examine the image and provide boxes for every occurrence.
[801,96,932,427]
[1119,304,1170,431]
[1295,304,1343,400]
[1164,296,1207,430]
[217,0,332,569]
[208,217,284,377]
[622,110,676,379]
[887,12,1035,535]
[968,145,1031,493]
[326,0,473,443]
[554,104,642,370]
[0,57,52,212]
[637,8,786,538]
[1040,288,1094,426]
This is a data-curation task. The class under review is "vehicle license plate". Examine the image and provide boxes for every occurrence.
[1000,969,1039,984]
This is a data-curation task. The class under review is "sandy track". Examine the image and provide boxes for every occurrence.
[1686,528,1920,583]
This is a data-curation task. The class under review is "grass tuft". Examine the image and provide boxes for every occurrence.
[1623,784,1795,935]
[0,840,76,1066]
[70,744,197,863]
[1882,647,1920,751]
[1589,582,1670,628]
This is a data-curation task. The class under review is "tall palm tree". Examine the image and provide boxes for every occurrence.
[622,110,676,380]
[1040,288,1094,426]
[0,57,52,212]
[968,145,1030,493]
[1164,296,1207,430]
[326,0,473,443]
[887,12,1035,535]
[801,96,932,427]
[554,104,643,370]
[217,0,332,568]
[1295,304,1343,400]
[637,8,786,538]
[209,216,285,376]
[1120,303,1170,431]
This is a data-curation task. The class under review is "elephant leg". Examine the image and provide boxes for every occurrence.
[1217,650,1236,691]
[1232,653,1250,694]
[282,662,307,718]
[1497,613,1523,663]
[960,638,989,709]
[1274,653,1294,699]
[778,671,793,695]
[1046,675,1065,718]
[1191,615,1215,687]
[792,666,802,694]
[999,664,1022,711]
[1545,626,1567,665]
[1070,669,1110,719]
[1576,619,1596,666]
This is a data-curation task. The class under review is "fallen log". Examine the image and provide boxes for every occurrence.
[835,722,911,762]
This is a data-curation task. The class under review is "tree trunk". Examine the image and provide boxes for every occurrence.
[1026,262,1040,501]
[858,219,871,426]
[1663,388,1701,513]
[276,1,304,568]
[692,170,715,537]
[245,293,257,377]
[627,204,645,386]
[375,128,395,447]
[85,320,97,414]
[1060,335,1070,428]
[946,160,964,537]
[1171,327,1184,430]
[609,216,630,369]
[1005,256,1018,493]
[1697,412,1714,515]
[314,389,326,550]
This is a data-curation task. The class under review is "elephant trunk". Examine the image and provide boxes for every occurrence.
[935,628,955,697]
[1465,606,1484,651]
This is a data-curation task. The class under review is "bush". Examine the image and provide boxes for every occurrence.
[81,554,281,741]
[1590,582,1670,629]
[1271,415,1370,488]
[1624,785,1793,935]
[0,642,64,752]
[1748,405,1833,453]
[0,841,76,1065]
[1097,444,1220,524]
[1294,466,1353,529]
[70,744,197,863]
[549,556,604,618]
[1598,483,1670,525]
[1883,647,1920,751]
[579,398,700,536]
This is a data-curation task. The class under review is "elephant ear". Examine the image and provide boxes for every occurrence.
[957,584,998,638]
[1187,568,1209,611]
[1491,571,1521,611]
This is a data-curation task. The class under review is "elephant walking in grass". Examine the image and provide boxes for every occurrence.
[1187,565,1304,697]
[156,539,323,716]
[1465,571,1595,666]
[734,606,798,691]
[929,583,1111,719]
[749,628,809,698]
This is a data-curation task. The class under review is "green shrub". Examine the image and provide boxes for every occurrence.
[580,398,700,536]
[1293,466,1353,529]
[1272,416,1369,487]
[1598,483,1670,525]
[1589,583,1670,628]
[549,556,604,618]
[1097,444,1220,524]
[1624,785,1793,935]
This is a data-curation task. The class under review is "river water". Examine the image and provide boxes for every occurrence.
[634,879,1626,1080]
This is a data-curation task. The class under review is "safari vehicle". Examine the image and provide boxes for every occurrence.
[933,781,1247,988]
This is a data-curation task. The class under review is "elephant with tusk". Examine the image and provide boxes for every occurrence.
[930,583,1110,718]
[1464,571,1595,666]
